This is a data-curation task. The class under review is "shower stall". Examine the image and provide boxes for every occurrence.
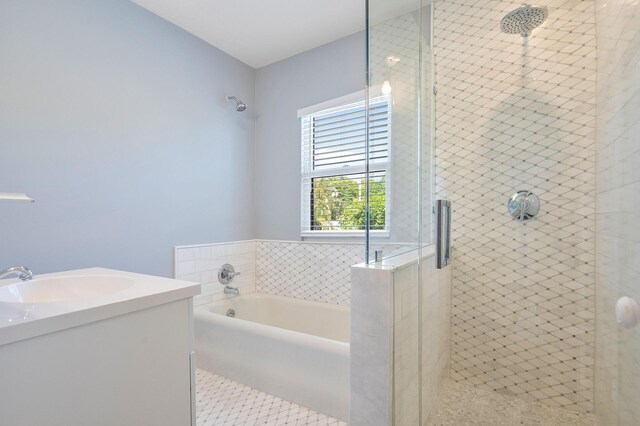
[357,0,640,424]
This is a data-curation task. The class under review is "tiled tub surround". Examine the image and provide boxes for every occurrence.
[594,0,640,424]
[255,240,363,305]
[177,239,417,422]
[175,240,256,306]
[176,239,409,307]
[256,240,408,305]
[195,293,349,420]
[435,0,597,412]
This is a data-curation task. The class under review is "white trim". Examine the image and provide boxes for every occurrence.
[301,230,390,239]
[175,238,420,247]
[255,238,411,246]
[173,246,178,279]
[304,163,386,179]
[297,90,365,118]
[296,85,387,117]
[174,240,256,249]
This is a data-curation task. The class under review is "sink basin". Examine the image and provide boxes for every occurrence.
[0,275,135,303]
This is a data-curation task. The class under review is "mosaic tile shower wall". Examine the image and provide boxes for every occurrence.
[434,0,597,412]
[594,0,640,424]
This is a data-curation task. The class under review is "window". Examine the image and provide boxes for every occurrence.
[300,93,391,236]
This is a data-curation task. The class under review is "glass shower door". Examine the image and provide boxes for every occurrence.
[366,0,640,425]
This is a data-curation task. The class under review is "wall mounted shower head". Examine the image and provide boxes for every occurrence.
[500,5,548,37]
[226,96,247,112]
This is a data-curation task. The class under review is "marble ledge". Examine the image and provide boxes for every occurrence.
[352,245,436,272]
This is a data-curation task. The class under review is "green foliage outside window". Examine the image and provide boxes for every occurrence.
[311,175,386,231]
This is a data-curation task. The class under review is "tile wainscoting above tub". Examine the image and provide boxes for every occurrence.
[175,241,256,306]
[256,240,409,306]
[175,240,410,306]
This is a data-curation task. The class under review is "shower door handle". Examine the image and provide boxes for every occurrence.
[436,199,451,269]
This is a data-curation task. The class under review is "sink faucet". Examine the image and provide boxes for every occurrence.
[0,266,35,281]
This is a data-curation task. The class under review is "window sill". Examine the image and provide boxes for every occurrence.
[301,231,390,239]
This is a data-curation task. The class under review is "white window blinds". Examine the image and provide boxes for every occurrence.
[300,95,391,234]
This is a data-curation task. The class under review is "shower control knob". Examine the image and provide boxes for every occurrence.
[218,264,240,285]
[508,191,539,222]
[615,296,640,329]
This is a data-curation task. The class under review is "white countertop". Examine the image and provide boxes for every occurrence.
[0,267,200,346]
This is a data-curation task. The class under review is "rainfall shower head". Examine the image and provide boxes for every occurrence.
[500,5,548,37]
[226,96,247,112]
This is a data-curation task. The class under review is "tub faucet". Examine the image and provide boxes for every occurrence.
[224,286,240,296]
[218,263,240,296]
[0,266,35,281]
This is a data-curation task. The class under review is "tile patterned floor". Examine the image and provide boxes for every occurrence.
[196,368,348,426]
[427,382,597,426]
[197,368,598,425]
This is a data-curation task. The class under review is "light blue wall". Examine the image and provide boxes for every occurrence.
[254,32,365,240]
[0,0,256,277]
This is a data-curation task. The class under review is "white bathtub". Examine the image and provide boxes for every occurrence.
[194,293,350,421]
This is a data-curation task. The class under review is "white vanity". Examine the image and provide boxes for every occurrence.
[0,268,200,426]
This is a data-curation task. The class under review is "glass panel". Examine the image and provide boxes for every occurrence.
[594,1,640,425]
[366,1,436,425]
[366,0,432,263]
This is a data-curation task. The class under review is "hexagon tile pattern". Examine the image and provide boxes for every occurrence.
[434,0,597,413]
